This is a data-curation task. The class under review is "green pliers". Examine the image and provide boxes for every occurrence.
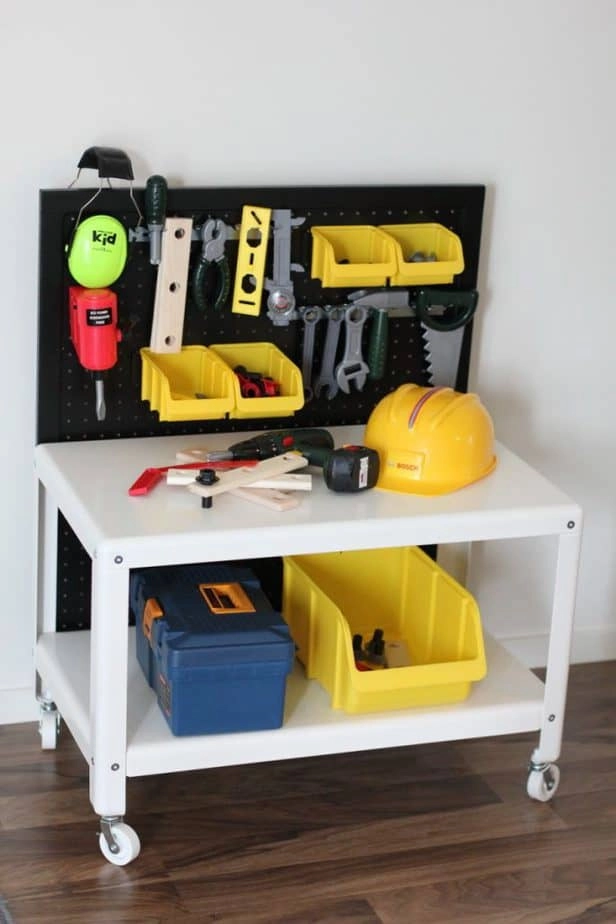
[192,218,231,312]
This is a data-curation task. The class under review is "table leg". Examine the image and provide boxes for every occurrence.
[88,545,130,817]
[532,523,582,767]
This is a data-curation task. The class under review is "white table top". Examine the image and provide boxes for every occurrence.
[34,426,580,568]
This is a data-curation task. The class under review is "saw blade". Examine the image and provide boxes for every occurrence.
[422,324,465,389]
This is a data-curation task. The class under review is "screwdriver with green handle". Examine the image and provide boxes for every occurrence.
[144,174,168,265]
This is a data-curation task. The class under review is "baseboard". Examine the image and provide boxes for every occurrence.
[499,626,616,669]
[0,686,38,725]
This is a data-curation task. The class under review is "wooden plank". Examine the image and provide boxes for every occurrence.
[149,216,193,352]
[229,486,300,511]
[187,452,308,500]
[166,469,312,491]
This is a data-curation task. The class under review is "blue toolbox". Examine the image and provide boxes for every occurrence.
[130,563,295,735]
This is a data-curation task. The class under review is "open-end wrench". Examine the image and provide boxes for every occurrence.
[313,306,345,400]
[335,305,370,393]
[299,305,323,401]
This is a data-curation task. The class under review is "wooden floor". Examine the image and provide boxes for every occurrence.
[1,661,615,923]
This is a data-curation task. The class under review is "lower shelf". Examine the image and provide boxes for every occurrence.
[36,628,545,778]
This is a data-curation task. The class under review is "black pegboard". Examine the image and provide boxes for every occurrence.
[38,183,485,629]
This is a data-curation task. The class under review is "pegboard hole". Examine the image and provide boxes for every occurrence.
[164,335,176,347]
[169,282,180,293]
[174,228,185,239]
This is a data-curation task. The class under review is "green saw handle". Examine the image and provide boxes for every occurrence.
[367,308,388,380]
[416,289,478,332]
[144,175,168,265]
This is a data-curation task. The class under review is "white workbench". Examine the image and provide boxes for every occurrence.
[33,425,582,864]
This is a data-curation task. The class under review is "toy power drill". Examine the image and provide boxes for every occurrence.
[206,428,379,492]
[69,286,122,421]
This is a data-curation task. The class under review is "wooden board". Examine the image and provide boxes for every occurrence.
[187,452,308,500]
[149,217,193,352]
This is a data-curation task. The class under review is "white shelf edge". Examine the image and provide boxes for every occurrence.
[36,628,544,778]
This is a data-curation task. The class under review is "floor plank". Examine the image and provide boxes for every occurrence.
[0,660,615,922]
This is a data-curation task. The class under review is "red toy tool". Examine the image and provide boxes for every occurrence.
[69,286,121,421]
[128,460,257,496]
[234,365,280,398]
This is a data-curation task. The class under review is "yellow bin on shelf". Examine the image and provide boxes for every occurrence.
[380,223,464,285]
[208,342,304,419]
[282,546,486,714]
[310,225,398,287]
[140,346,234,421]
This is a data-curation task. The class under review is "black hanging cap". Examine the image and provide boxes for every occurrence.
[76,146,134,181]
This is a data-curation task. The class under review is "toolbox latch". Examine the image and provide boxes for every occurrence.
[143,597,163,643]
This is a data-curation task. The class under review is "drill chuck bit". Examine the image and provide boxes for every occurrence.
[94,373,106,421]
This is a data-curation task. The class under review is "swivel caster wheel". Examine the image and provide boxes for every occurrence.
[98,820,141,866]
[38,705,61,750]
[527,763,560,802]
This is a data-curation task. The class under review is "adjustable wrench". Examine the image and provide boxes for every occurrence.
[299,305,323,401]
[335,305,370,393]
[264,209,305,325]
[313,306,345,400]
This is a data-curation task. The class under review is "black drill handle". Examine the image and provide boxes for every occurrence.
[298,444,331,467]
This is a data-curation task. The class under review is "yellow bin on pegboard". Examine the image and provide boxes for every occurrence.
[209,342,304,419]
[310,225,398,287]
[140,346,235,421]
[380,223,464,285]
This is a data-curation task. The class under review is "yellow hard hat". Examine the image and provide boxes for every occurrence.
[364,384,497,495]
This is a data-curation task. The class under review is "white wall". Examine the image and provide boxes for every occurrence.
[2,0,615,721]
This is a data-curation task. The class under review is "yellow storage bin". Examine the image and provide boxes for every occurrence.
[140,346,235,421]
[282,546,486,714]
[311,225,397,287]
[209,342,304,419]
[380,223,464,285]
